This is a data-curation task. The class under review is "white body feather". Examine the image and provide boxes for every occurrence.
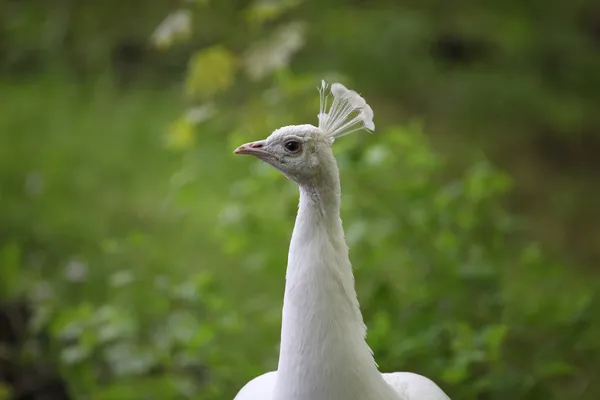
[236,372,449,400]
[234,157,449,400]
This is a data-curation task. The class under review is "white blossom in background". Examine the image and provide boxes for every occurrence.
[219,203,244,226]
[104,343,155,376]
[364,144,389,166]
[30,281,54,302]
[151,9,192,49]
[64,258,88,282]
[154,274,170,291]
[25,172,44,196]
[243,21,306,80]
[110,270,135,288]
[185,103,216,124]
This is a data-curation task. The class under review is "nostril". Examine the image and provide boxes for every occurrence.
[250,142,264,148]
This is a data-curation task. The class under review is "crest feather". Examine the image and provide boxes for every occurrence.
[317,80,375,139]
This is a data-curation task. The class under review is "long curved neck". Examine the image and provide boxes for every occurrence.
[273,161,398,400]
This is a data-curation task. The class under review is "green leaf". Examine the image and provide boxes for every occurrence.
[185,46,237,99]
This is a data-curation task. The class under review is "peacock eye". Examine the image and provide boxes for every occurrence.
[284,140,302,154]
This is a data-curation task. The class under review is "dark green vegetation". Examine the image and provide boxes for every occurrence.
[1,1,599,399]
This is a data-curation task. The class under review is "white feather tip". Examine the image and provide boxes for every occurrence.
[317,80,375,139]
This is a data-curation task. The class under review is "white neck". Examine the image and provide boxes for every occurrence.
[272,161,399,400]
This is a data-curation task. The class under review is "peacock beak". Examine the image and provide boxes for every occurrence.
[234,140,268,156]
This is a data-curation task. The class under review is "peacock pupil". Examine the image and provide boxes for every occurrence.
[284,141,301,153]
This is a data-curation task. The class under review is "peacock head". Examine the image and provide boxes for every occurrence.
[234,81,374,185]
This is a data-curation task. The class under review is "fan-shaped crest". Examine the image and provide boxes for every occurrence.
[317,80,375,140]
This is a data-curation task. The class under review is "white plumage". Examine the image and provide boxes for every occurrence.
[233,81,450,400]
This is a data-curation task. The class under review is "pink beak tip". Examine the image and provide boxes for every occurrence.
[234,141,265,156]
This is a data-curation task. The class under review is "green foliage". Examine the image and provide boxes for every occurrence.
[1,74,598,400]
[185,45,237,99]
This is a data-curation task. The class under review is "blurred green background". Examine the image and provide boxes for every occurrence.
[1,1,599,399]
